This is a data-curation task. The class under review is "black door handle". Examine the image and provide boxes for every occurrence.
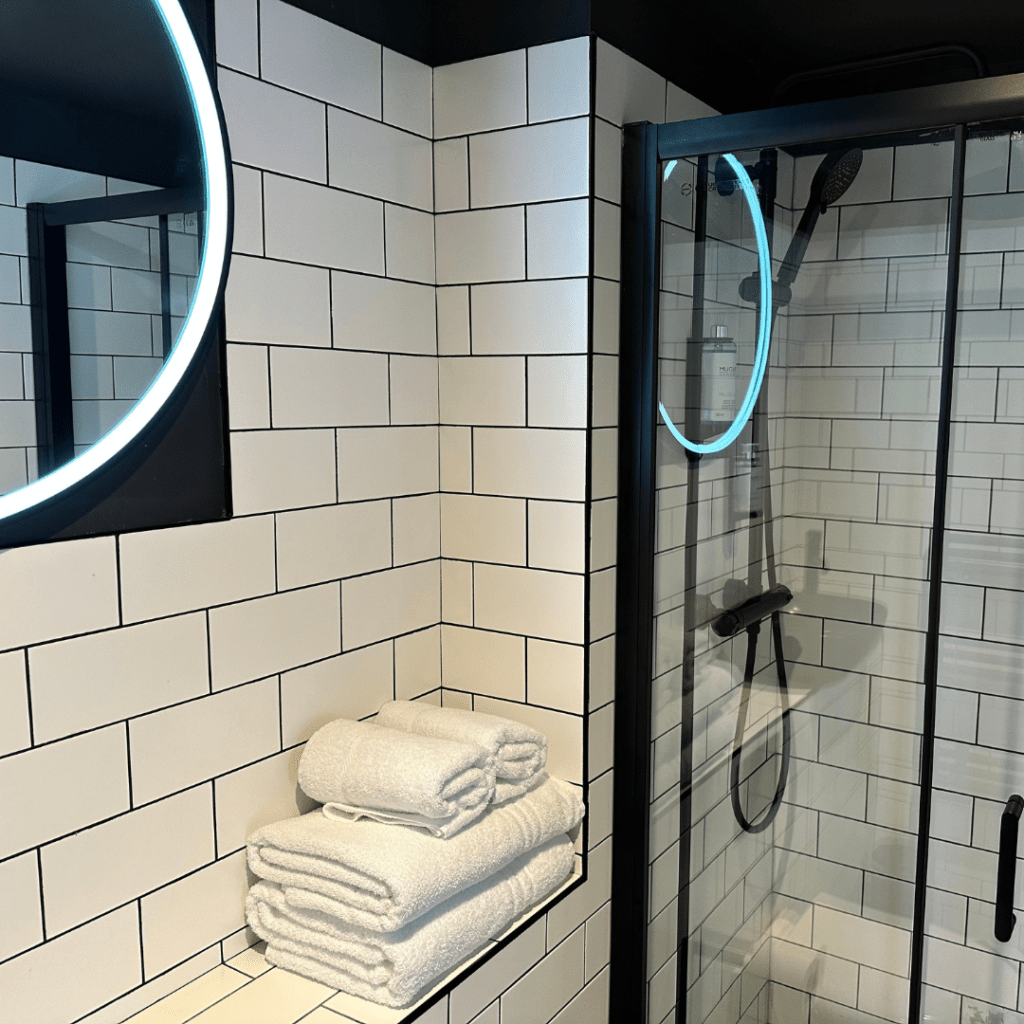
[996,794,1023,942]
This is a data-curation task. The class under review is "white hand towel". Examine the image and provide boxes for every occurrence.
[298,718,495,835]
[247,774,583,932]
[246,835,575,1007]
[376,701,547,785]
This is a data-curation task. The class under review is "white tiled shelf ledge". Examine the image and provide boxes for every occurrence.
[120,868,584,1024]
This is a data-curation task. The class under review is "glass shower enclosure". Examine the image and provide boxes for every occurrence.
[612,73,1024,1024]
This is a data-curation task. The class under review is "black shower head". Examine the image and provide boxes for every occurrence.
[811,147,863,209]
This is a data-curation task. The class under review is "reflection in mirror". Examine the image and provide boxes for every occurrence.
[0,0,206,500]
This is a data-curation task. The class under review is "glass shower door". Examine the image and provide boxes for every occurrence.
[649,130,957,1024]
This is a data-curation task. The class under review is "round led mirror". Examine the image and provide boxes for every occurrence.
[0,0,230,522]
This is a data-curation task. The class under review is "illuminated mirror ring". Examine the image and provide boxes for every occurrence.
[659,153,772,455]
[0,0,230,524]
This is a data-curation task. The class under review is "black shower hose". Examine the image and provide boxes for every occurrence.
[729,608,792,833]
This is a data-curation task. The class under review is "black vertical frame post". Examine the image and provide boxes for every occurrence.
[26,204,74,474]
[907,121,967,1023]
[159,213,173,358]
[674,154,710,1023]
[610,121,662,1022]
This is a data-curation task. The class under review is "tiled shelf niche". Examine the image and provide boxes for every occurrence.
[119,871,584,1024]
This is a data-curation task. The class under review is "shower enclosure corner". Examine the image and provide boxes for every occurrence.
[612,73,1024,1024]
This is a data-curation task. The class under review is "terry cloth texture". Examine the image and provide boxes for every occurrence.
[247,835,574,1007]
[376,702,547,795]
[247,774,583,932]
[299,718,495,837]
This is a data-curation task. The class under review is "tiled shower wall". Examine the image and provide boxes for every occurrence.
[0,3,649,1022]
[768,134,1024,1021]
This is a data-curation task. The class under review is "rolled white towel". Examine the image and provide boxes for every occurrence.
[247,774,583,932]
[247,835,575,1007]
[298,718,494,838]
[376,702,547,792]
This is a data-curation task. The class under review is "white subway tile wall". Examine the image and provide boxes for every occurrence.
[0,7,616,1024]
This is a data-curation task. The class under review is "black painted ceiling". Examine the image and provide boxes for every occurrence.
[284,0,1024,114]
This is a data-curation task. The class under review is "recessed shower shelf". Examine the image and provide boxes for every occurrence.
[118,867,584,1024]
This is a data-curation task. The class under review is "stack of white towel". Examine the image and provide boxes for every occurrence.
[245,701,585,1007]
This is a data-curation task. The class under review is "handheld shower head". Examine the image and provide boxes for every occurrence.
[812,147,864,209]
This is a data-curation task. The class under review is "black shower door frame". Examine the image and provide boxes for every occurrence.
[611,70,1024,1024]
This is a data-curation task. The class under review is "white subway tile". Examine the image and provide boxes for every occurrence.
[470,119,588,208]
[439,356,525,426]
[923,936,1018,1008]
[382,49,432,136]
[280,641,393,745]
[263,174,383,274]
[474,563,583,643]
[984,588,1024,645]
[441,558,473,626]
[435,138,469,213]
[116,962,246,1024]
[231,163,264,257]
[387,355,438,427]
[927,836,998,902]
[548,846,610,951]
[120,516,276,622]
[440,425,472,492]
[332,271,435,355]
[441,625,525,701]
[130,679,279,805]
[591,427,618,500]
[395,626,441,700]
[30,613,209,744]
[528,355,588,428]
[328,107,432,211]
[666,84,719,122]
[218,69,325,182]
[391,494,439,566]
[0,851,42,961]
[0,650,29,757]
[225,255,330,347]
[15,161,105,205]
[813,905,910,976]
[226,343,270,429]
[593,120,622,208]
[0,536,118,650]
[336,425,438,501]
[215,749,314,855]
[385,204,435,284]
[943,532,1024,591]
[593,278,619,356]
[526,199,589,280]
[230,428,337,514]
[436,208,525,285]
[528,499,585,574]
[141,851,249,979]
[270,347,389,428]
[448,919,544,1024]
[41,785,214,936]
[474,427,586,500]
[260,0,380,116]
[441,493,525,564]
[276,500,391,590]
[473,279,588,355]
[594,198,621,281]
[962,192,1024,253]
[526,638,584,714]
[819,718,919,784]
[434,51,527,138]
[595,39,666,126]
[436,287,470,357]
[838,198,948,261]
[0,156,11,205]
[214,0,258,75]
[892,140,953,201]
[0,905,140,1024]
[967,896,1024,961]
[770,938,858,1007]
[210,584,340,690]
[0,725,128,859]
[341,560,439,650]
[189,966,332,1024]
[527,37,589,123]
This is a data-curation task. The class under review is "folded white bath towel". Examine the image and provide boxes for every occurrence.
[376,702,547,796]
[247,835,575,1007]
[298,718,494,838]
[247,774,583,932]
